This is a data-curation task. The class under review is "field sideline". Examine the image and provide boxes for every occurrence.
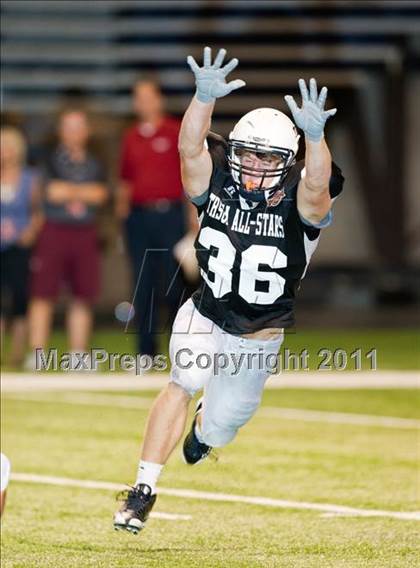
[1,371,419,567]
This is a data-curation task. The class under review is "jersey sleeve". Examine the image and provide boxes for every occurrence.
[189,188,210,209]
[299,209,332,229]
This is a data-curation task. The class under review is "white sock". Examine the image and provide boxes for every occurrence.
[135,460,163,494]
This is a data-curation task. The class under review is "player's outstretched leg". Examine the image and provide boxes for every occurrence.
[113,382,191,534]
[182,397,213,465]
[113,298,218,533]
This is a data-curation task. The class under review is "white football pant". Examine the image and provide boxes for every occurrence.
[169,298,283,447]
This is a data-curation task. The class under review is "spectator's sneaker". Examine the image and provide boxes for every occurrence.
[182,399,213,465]
[113,483,157,534]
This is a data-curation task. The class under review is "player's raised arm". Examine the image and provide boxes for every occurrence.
[179,46,245,199]
[285,78,337,225]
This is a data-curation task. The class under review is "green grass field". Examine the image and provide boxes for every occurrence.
[1,385,419,567]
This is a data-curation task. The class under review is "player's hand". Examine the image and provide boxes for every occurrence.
[187,46,246,103]
[284,78,337,142]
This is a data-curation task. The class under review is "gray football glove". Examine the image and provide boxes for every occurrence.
[187,46,246,104]
[284,78,337,142]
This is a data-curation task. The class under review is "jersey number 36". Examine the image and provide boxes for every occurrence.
[198,227,287,305]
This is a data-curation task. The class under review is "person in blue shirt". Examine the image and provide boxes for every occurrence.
[1,126,42,367]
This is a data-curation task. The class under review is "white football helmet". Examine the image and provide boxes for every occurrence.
[228,108,300,203]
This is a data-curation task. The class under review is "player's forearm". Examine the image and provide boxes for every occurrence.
[303,137,332,195]
[178,96,214,159]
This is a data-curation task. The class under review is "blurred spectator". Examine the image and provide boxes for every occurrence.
[1,127,42,367]
[27,107,108,365]
[116,80,186,357]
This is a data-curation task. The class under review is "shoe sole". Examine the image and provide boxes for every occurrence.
[114,522,145,535]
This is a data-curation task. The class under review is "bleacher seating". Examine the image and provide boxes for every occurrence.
[2,0,419,122]
[1,0,420,270]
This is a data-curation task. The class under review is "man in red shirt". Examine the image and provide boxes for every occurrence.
[117,80,186,357]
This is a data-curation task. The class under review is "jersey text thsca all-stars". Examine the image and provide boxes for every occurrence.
[190,158,344,335]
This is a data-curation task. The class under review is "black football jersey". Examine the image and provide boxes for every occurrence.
[190,155,344,334]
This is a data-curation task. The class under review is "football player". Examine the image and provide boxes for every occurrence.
[114,47,344,534]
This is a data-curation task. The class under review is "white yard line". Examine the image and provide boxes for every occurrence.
[10,473,190,522]
[11,473,420,521]
[1,371,419,392]
[4,391,419,429]
[257,407,420,429]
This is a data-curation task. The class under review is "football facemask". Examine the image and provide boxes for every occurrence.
[228,140,296,203]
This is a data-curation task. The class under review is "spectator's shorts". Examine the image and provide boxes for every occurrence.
[30,221,100,302]
[0,245,31,317]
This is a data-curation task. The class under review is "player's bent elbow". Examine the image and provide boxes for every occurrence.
[299,202,332,225]
[298,194,332,225]
[180,158,212,199]
[303,174,331,193]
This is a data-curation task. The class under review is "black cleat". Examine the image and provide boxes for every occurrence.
[183,399,213,465]
[113,483,157,534]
